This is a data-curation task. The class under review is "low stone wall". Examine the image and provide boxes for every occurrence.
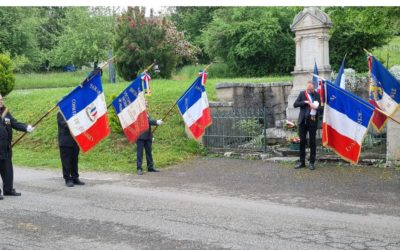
[215,82,293,128]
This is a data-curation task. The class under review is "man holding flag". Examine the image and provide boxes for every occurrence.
[293,81,322,170]
[136,100,163,176]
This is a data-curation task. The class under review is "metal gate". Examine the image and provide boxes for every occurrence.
[203,107,267,152]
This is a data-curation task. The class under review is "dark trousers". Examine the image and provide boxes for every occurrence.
[136,139,153,170]
[60,145,80,181]
[0,157,14,193]
[298,118,318,164]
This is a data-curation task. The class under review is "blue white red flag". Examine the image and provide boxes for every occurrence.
[312,62,325,105]
[313,61,319,89]
[334,58,346,89]
[199,70,208,86]
[368,55,400,131]
[177,76,212,139]
[141,73,151,96]
[322,81,374,164]
[112,76,149,144]
[58,71,110,152]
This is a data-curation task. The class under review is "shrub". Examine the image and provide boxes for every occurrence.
[0,54,15,96]
[113,7,198,81]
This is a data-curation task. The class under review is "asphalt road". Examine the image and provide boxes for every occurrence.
[1,157,400,250]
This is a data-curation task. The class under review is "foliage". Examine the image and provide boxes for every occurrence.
[0,54,15,96]
[233,119,262,137]
[201,7,300,76]
[114,7,198,81]
[48,7,115,68]
[326,7,397,72]
[0,7,45,72]
[107,93,123,134]
[169,7,220,63]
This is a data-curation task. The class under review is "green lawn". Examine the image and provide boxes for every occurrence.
[10,70,292,173]
[373,36,400,68]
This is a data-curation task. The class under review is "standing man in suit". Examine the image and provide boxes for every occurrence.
[0,94,34,199]
[136,100,163,175]
[293,81,322,170]
[57,111,85,187]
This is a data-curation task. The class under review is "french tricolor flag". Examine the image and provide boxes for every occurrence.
[58,71,110,152]
[177,76,212,139]
[112,77,149,144]
[322,81,374,164]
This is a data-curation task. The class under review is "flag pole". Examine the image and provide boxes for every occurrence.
[151,63,212,135]
[312,73,400,126]
[12,59,114,148]
[363,48,373,56]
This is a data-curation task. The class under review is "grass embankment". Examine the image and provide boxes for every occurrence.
[373,36,400,68]
[10,71,292,173]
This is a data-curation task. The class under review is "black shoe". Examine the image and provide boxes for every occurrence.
[65,180,74,187]
[294,163,306,169]
[73,179,85,185]
[148,167,160,172]
[309,163,315,170]
[4,189,21,196]
[137,169,143,175]
[0,194,3,200]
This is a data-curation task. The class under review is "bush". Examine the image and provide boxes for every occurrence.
[0,54,15,96]
[113,7,198,81]
[107,94,123,134]
[201,7,298,77]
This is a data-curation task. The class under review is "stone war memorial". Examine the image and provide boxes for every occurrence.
[204,6,400,166]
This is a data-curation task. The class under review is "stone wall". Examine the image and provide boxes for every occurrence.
[214,82,293,128]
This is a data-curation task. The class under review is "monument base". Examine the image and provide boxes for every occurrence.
[286,69,331,122]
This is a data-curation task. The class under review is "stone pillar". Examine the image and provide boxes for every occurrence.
[286,7,333,122]
[387,110,400,164]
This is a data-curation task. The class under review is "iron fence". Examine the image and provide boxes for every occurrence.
[204,107,387,160]
[203,107,267,152]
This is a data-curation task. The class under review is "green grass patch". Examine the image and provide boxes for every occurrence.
[8,79,209,173]
[373,36,400,68]
[14,68,125,89]
[10,71,292,172]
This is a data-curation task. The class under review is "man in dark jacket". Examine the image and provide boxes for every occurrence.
[136,101,163,175]
[57,112,85,187]
[293,81,322,170]
[0,94,34,199]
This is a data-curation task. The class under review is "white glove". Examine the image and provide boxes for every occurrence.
[27,125,34,133]
[156,120,163,125]
[312,101,320,109]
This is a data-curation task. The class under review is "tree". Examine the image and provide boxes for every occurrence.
[0,7,44,72]
[326,7,396,72]
[113,7,198,80]
[201,7,299,76]
[169,7,220,63]
[0,54,15,96]
[48,7,115,68]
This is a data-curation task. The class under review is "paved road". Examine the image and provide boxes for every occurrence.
[1,157,400,249]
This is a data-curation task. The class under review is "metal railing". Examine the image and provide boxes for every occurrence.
[203,107,268,152]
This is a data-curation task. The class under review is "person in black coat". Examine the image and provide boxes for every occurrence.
[136,100,163,175]
[57,112,85,187]
[0,94,34,199]
[293,81,323,170]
